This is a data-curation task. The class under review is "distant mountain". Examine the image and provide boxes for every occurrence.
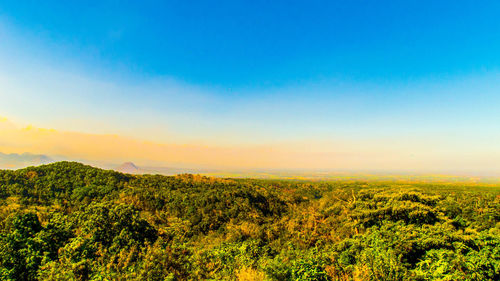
[115,162,141,174]
[0,152,54,169]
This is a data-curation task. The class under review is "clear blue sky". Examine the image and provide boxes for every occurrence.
[1,1,500,171]
[2,0,500,88]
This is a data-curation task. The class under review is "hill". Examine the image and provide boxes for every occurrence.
[0,162,498,280]
[115,161,141,174]
[0,152,53,169]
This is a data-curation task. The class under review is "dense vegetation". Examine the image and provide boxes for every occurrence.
[0,162,498,280]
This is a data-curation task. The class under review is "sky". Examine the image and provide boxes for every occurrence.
[1,1,500,173]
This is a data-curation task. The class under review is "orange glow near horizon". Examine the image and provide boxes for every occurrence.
[1,116,500,173]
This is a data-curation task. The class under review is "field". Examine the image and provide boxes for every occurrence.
[0,162,499,280]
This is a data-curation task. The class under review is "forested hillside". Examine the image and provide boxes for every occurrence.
[0,162,498,280]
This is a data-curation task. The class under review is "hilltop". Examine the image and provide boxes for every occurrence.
[115,161,141,174]
[0,162,498,280]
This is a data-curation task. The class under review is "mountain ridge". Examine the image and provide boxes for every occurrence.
[0,152,54,169]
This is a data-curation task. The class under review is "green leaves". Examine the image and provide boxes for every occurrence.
[78,202,158,252]
[0,212,72,281]
[0,163,498,280]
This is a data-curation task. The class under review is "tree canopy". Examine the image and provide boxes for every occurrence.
[0,162,498,280]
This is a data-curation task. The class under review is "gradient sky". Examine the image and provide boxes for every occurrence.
[1,1,500,172]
